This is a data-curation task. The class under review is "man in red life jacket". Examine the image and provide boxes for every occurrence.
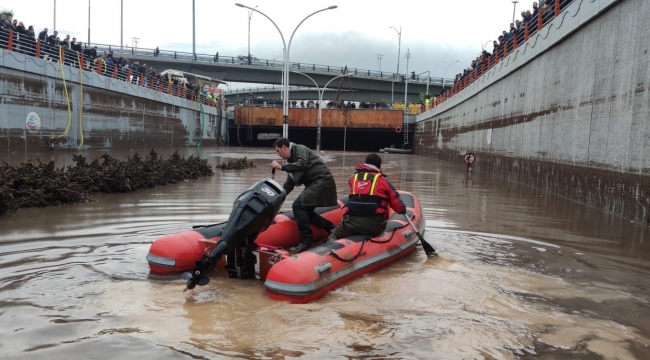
[328,153,406,241]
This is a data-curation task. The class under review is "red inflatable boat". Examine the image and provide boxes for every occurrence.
[146,177,429,303]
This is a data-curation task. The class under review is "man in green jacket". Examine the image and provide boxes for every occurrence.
[270,138,338,252]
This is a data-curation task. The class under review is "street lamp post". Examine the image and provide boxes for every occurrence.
[132,37,140,52]
[236,4,337,139]
[192,0,196,57]
[389,26,401,103]
[377,54,383,72]
[403,49,410,115]
[512,0,519,24]
[291,71,352,153]
[120,0,123,49]
[87,0,90,44]
[247,5,258,65]
[442,60,460,88]
[53,0,56,32]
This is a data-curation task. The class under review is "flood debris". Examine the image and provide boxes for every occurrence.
[0,149,214,216]
[216,157,256,170]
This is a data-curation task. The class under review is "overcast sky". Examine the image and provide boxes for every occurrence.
[2,0,535,87]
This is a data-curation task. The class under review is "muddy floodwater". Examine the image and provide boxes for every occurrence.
[1,147,649,359]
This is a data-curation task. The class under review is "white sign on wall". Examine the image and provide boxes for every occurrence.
[26,112,41,134]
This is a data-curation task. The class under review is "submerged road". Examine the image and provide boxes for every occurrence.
[0,147,648,359]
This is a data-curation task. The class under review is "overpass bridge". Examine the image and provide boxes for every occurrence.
[88,43,454,100]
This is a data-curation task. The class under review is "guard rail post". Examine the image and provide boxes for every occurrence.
[538,8,543,31]
[7,30,13,51]
[35,39,41,58]
[524,22,529,41]
[555,0,560,17]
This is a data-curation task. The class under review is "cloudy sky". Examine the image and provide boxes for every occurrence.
[2,0,534,86]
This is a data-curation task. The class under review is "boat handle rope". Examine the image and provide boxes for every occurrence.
[268,251,283,265]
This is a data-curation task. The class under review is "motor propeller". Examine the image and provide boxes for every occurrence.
[182,270,210,292]
[182,242,228,292]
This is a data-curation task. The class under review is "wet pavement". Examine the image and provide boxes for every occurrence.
[0,147,649,359]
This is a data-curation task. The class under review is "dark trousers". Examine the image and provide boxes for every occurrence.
[331,214,387,240]
[293,194,334,246]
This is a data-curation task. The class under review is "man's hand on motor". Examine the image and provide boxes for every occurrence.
[270,161,282,171]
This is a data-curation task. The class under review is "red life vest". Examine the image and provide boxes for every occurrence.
[347,171,389,217]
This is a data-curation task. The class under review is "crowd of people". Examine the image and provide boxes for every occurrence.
[242,95,427,113]
[0,13,219,108]
[435,0,573,109]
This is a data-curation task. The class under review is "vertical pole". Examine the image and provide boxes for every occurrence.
[426,74,429,97]
[512,1,518,24]
[54,0,56,32]
[88,0,90,44]
[120,0,123,49]
[192,0,196,57]
[282,47,289,138]
[317,89,323,153]
[396,27,401,81]
[404,56,409,114]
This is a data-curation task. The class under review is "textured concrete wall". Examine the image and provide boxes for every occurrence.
[414,0,650,224]
[0,48,221,153]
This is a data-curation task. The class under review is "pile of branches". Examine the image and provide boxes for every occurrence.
[216,157,256,170]
[0,149,214,216]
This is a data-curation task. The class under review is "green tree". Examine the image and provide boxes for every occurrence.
[0,8,13,18]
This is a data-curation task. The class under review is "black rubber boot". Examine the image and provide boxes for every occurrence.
[292,243,311,253]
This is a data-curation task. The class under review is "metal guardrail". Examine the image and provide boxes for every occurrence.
[224,85,347,95]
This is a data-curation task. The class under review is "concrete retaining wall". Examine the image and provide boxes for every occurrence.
[0,48,222,153]
[414,0,650,224]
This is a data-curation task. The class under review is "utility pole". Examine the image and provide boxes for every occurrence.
[377,54,383,72]
[87,0,91,44]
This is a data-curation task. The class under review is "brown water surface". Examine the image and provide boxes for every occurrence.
[1,147,649,359]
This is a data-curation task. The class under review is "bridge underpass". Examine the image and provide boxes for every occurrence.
[89,44,451,98]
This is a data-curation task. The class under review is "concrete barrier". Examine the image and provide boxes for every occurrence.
[0,48,222,153]
[414,0,650,225]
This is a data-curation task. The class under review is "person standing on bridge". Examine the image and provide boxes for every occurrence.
[270,138,337,253]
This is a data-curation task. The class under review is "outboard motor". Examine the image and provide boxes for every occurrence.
[183,177,286,291]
